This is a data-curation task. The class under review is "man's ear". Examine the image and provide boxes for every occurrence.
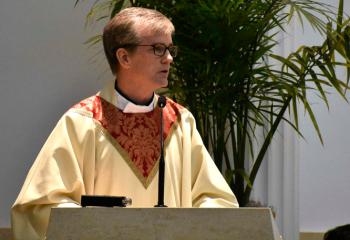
[116,48,131,69]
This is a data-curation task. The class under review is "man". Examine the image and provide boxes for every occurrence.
[11,7,238,240]
[324,224,350,240]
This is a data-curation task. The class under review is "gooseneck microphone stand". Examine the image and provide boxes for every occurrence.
[155,95,167,208]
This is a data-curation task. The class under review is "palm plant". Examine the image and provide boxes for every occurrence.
[75,0,350,206]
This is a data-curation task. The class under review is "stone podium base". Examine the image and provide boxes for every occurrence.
[47,207,281,240]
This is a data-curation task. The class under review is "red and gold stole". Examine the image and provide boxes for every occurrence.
[72,95,182,188]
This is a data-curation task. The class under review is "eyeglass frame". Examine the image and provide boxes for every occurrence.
[117,43,178,58]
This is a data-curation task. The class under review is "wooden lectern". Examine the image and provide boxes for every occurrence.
[47,207,281,240]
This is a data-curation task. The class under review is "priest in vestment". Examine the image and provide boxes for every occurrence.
[11,7,238,240]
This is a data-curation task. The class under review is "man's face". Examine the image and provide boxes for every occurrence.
[127,24,174,92]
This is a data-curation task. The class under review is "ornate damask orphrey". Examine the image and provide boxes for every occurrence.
[72,95,182,187]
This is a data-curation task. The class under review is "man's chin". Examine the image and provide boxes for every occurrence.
[157,78,168,88]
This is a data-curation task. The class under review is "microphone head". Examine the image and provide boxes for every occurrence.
[158,95,167,108]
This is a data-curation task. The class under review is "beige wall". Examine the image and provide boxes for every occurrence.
[0,228,12,240]
[300,232,324,240]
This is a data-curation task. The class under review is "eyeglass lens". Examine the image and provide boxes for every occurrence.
[154,44,177,57]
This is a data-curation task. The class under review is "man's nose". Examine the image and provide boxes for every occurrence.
[162,50,173,64]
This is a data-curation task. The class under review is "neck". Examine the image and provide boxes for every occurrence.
[115,80,154,106]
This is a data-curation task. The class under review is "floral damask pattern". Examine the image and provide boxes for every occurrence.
[73,96,181,182]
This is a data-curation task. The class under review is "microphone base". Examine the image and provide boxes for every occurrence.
[154,204,168,208]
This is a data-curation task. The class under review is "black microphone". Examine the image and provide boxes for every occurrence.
[155,95,167,208]
[81,195,132,207]
[158,95,166,108]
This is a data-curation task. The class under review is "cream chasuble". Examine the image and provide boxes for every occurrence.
[11,80,238,240]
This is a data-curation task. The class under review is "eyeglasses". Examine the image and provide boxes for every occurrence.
[120,43,178,57]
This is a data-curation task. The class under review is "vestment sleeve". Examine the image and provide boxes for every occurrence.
[180,111,239,208]
[11,111,96,240]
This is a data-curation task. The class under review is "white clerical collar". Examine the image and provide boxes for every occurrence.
[115,89,155,113]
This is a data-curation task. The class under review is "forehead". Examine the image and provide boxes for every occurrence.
[134,23,173,44]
